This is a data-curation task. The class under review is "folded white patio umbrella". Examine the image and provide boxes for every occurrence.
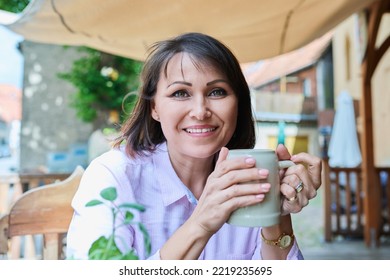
[328,90,362,168]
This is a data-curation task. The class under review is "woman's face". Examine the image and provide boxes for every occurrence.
[152,52,238,160]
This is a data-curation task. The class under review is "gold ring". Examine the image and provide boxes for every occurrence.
[295,181,304,193]
[286,194,297,202]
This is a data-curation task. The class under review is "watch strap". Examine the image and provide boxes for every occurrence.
[260,230,294,249]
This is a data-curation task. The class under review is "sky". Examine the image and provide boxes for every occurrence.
[0,24,24,88]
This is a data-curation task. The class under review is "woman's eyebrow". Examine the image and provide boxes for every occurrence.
[167,81,192,88]
[207,79,229,86]
[167,79,229,88]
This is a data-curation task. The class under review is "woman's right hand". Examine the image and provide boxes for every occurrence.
[160,147,271,259]
[189,147,271,235]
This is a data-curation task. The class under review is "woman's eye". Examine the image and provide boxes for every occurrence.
[209,88,227,97]
[171,90,189,98]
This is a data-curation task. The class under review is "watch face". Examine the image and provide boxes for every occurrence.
[280,235,292,248]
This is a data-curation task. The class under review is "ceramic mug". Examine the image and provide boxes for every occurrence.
[226,149,295,227]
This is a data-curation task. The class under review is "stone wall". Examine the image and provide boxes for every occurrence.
[20,41,93,172]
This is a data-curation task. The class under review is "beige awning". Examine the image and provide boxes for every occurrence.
[0,0,377,62]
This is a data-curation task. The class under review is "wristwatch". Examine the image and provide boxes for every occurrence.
[261,230,294,249]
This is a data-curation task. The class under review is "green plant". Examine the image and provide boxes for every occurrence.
[85,186,151,260]
[0,0,30,13]
[58,47,142,126]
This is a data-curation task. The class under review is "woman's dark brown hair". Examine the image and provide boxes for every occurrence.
[114,32,256,156]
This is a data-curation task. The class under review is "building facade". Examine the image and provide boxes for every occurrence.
[19,41,93,172]
[243,32,333,157]
[332,12,390,166]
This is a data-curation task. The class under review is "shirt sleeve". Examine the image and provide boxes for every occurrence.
[66,156,137,260]
[147,250,162,260]
[286,240,304,260]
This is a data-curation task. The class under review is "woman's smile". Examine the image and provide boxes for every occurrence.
[183,125,218,137]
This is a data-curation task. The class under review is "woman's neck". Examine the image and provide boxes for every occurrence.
[168,150,215,200]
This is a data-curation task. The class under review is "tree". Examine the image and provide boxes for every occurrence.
[0,0,30,13]
[58,47,142,129]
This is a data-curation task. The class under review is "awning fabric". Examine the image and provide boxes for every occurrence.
[0,0,377,62]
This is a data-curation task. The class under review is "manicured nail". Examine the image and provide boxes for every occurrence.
[291,155,297,161]
[255,194,265,200]
[260,183,271,191]
[245,157,256,165]
[258,169,269,176]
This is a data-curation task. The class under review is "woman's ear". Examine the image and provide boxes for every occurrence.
[151,105,160,121]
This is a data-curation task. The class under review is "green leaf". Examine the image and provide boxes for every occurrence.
[88,236,122,260]
[118,202,146,212]
[120,251,139,260]
[0,0,30,13]
[100,187,117,201]
[88,235,140,260]
[138,223,151,256]
[85,199,103,207]
[86,186,151,260]
[123,211,134,225]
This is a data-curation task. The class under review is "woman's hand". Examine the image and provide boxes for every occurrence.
[276,144,322,215]
[161,147,272,260]
[189,147,271,234]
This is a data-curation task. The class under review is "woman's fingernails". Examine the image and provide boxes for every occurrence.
[255,194,265,200]
[260,183,271,191]
[258,169,269,176]
[291,155,297,161]
[245,157,256,165]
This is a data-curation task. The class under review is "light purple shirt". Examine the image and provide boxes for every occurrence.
[66,142,303,260]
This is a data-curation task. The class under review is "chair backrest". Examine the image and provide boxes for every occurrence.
[0,165,84,259]
[0,213,8,256]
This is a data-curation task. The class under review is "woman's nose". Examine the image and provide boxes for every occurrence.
[189,97,211,120]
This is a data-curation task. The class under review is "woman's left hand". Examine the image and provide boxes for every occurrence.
[276,144,322,215]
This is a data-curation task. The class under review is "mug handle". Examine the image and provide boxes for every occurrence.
[278,160,295,169]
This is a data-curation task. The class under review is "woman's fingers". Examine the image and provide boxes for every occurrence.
[214,152,256,177]
[277,149,322,215]
[217,182,270,204]
[212,149,270,189]
[194,147,274,232]
[291,152,322,188]
[216,146,229,165]
[282,164,317,199]
[280,181,309,214]
[275,143,292,160]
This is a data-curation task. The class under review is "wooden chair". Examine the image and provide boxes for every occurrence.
[0,166,84,259]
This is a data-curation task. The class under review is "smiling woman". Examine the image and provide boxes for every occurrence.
[65,32,322,261]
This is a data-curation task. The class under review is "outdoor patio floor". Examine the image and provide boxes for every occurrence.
[292,188,390,260]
